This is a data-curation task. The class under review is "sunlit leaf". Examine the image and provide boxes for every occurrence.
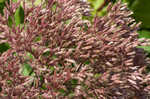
[138,30,150,39]
[41,83,47,90]
[137,46,150,53]
[34,0,42,6]
[52,2,57,12]
[27,52,34,60]
[49,66,55,74]
[14,6,24,26]
[6,80,12,85]
[88,0,104,10]
[34,36,41,42]
[0,0,5,3]
[94,73,101,78]
[52,54,57,59]
[21,63,33,76]
[12,0,17,2]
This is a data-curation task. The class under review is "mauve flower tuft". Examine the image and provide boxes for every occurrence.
[0,0,150,98]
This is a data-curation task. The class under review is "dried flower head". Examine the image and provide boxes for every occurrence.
[0,0,150,98]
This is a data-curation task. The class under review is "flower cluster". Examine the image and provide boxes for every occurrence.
[0,0,150,98]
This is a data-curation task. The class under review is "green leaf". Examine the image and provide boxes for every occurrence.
[84,60,90,65]
[38,95,43,99]
[124,0,150,28]
[14,6,24,26]
[0,0,5,3]
[6,80,12,85]
[94,73,101,78]
[39,75,44,81]
[68,93,75,98]
[41,83,47,90]
[26,52,34,60]
[58,88,66,96]
[88,0,104,10]
[42,50,50,57]
[137,46,150,53]
[0,43,10,53]
[64,19,71,25]
[83,23,88,31]
[97,6,107,16]
[58,88,65,94]
[8,16,13,27]
[52,54,57,59]
[0,86,2,92]
[52,2,57,12]
[12,0,17,2]
[34,36,41,42]
[34,0,42,6]
[0,2,5,15]
[122,0,136,6]
[145,65,150,74]
[88,0,106,17]
[131,0,150,28]
[58,63,62,67]
[49,66,55,74]
[21,63,33,76]
[138,30,150,38]
[71,79,78,85]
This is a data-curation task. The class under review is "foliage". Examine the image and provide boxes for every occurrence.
[89,0,150,56]
[124,0,150,29]
[123,0,150,54]
[14,6,24,26]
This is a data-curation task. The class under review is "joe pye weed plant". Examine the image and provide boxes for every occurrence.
[0,0,150,98]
